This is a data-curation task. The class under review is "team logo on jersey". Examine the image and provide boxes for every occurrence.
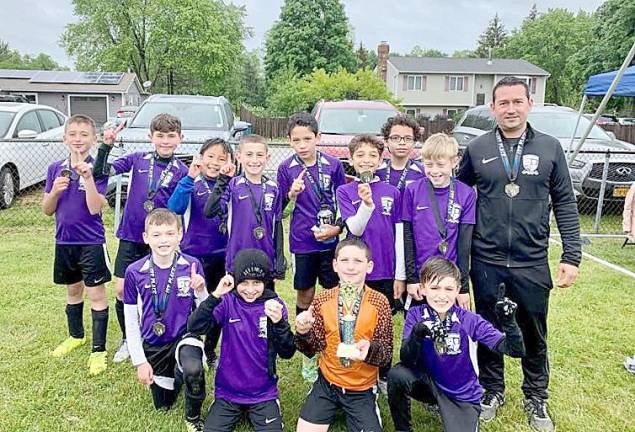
[322,174,331,190]
[522,154,540,176]
[264,193,275,211]
[176,277,191,297]
[444,333,462,355]
[381,196,394,215]
[448,203,462,224]
[258,316,268,338]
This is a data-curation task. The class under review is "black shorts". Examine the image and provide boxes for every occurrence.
[114,239,150,278]
[54,244,111,287]
[299,373,382,432]
[293,250,339,290]
[204,398,283,432]
[198,253,226,293]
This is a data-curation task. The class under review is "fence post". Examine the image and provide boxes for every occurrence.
[592,150,611,233]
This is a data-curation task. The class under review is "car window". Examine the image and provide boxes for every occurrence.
[0,112,15,137]
[460,113,480,129]
[56,112,66,125]
[129,102,226,130]
[15,111,43,136]
[224,103,234,127]
[529,112,610,140]
[38,109,62,131]
[474,112,496,131]
[318,108,398,135]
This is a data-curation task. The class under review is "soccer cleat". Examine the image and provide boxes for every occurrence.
[480,390,505,422]
[523,397,555,432]
[52,336,86,358]
[113,339,130,363]
[185,418,204,432]
[301,354,319,383]
[624,355,635,374]
[206,352,219,371]
[88,351,108,376]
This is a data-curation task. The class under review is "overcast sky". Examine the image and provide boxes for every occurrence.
[1,0,605,69]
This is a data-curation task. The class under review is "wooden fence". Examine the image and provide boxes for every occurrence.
[600,124,635,144]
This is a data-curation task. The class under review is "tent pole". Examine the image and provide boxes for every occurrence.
[568,94,587,162]
[568,39,635,164]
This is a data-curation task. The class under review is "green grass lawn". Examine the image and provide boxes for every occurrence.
[0,208,634,432]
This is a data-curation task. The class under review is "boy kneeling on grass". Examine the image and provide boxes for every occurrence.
[187,248,296,432]
[123,209,208,432]
[295,238,393,432]
[387,257,525,432]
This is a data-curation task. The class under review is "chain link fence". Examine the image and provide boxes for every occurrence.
[2,139,634,239]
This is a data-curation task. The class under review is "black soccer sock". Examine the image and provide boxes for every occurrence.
[115,298,126,339]
[296,305,307,317]
[91,308,109,353]
[66,302,85,339]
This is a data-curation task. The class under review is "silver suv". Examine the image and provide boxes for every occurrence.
[453,104,635,205]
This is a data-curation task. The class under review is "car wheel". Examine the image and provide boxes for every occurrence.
[0,166,18,209]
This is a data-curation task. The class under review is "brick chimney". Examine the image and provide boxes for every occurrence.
[377,41,390,82]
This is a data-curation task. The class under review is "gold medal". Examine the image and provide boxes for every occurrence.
[505,182,520,198]
[438,240,448,254]
[253,226,265,240]
[144,199,155,212]
[152,321,166,336]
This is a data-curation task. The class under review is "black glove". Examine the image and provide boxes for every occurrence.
[494,283,518,325]
[413,321,433,339]
[413,319,447,341]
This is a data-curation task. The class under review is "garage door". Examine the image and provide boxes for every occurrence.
[69,96,108,125]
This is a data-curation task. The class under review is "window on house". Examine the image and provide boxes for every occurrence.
[407,75,425,91]
[406,109,417,117]
[449,76,464,92]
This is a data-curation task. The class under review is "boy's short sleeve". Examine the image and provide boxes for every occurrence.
[123,269,139,305]
[277,164,290,199]
[212,295,229,326]
[469,313,504,350]
[274,184,283,221]
[110,153,136,175]
[44,163,56,194]
[460,184,476,225]
[401,184,414,222]
[336,185,355,220]
[332,160,346,190]
[94,175,109,196]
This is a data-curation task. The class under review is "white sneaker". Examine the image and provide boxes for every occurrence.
[113,339,130,363]
[377,378,388,396]
[625,355,635,374]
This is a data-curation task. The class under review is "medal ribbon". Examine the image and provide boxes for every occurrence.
[424,178,456,245]
[149,254,179,321]
[384,160,411,191]
[146,153,175,201]
[495,128,527,182]
[245,176,267,227]
[294,152,330,205]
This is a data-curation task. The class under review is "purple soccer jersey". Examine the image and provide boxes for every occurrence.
[223,176,282,273]
[123,253,205,346]
[213,292,289,404]
[402,178,476,272]
[277,152,346,254]
[403,304,504,403]
[111,152,188,243]
[45,157,108,244]
[375,159,426,197]
[179,176,227,257]
[336,179,402,280]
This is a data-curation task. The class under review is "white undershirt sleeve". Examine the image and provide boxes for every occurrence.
[124,304,147,367]
[346,202,375,236]
[394,222,406,280]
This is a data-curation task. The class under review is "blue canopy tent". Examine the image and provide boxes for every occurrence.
[584,65,635,97]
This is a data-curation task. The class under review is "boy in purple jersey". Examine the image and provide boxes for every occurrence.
[168,138,234,367]
[123,209,208,432]
[43,115,111,375]
[387,257,525,432]
[204,134,286,284]
[94,113,189,363]
[187,248,295,432]
[376,114,425,309]
[403,133,476,311]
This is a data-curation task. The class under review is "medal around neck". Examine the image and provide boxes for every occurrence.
[337,282,362,366]
[144,199,155,212]
[152,321,166,336]
[505,182,520,198]
[253,226,265,240]
[438,240,448,254]
[359,171,374,184]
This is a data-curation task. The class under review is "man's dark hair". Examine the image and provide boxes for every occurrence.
[419,256,461,287]
[287,112,319,137]
[150,113,182,134]
[381,114,422,142]
[335,238,372,261]
[199,138,233,160]
[492,76,530,102]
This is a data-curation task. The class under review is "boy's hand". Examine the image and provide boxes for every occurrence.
[189,263,206,293]
[188,155,203,179]
[137,362,153,386]
[407,283,423,301]
[219,162,236,177]
[212,274,234,298]
[393,280,406,299]
[348,339,370,362]
[288,168,306,200]
[102,121,125,146]
[295,306,315,335]
[456,293,470,310]
[74,162,93,179]
[264,299,283,323]
[314,224,340,241]
[51,176,71,195]
[357,183,373,206]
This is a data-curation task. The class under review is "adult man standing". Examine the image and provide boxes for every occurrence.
[457,77,581,432]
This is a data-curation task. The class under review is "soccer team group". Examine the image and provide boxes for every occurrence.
[43,77,581,432]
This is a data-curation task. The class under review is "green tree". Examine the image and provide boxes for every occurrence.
[498,9,594,106]
[264,0,356,81]
[475,14,508,57]
[0,38,62,70]
[451,49,477,58]
[525,3,539,23]
[356,42,377,71]
[61,0,247,95]
[409,46,448,57]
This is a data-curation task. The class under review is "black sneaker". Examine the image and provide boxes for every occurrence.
[480,390,504,422]
[523,397,555,432]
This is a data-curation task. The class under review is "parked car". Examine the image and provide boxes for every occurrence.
[311,100,401,176]
[0,94,31,103]
[106,94,250,207]
[583,113,618,125]
[0,103,67,208]
[453,104,635,208]
[618,117,635,126]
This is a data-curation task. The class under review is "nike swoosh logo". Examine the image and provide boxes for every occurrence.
[238,195,249,200]
[197,191,209,196]
[93,277,105,284]
[265,418,277,424]
[229,318,241,323]
[416,205,429,210]
[352,199,361,205]
[137,169,149,173]
[482,157,499,164]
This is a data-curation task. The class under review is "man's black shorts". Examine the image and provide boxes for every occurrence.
[114,239,150,278]
[293,249,339,290]
[204,398,283,432]
[299,373,382,432]
[54,244,111,287]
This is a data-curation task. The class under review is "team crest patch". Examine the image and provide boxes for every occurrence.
[264,193,275,211]
[176,277,191,297]
[322,174,331,189]
[444,333,461,355]
[522,154,539,176]
[448,203,462,224]
[258,316,268,338]
[381,196,394,215]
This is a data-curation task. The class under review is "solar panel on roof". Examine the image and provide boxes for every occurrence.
[0,70,37,79]
[27,71,125,85]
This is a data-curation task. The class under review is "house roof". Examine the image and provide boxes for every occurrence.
[388,57,550,76]
[0,70,145,94]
